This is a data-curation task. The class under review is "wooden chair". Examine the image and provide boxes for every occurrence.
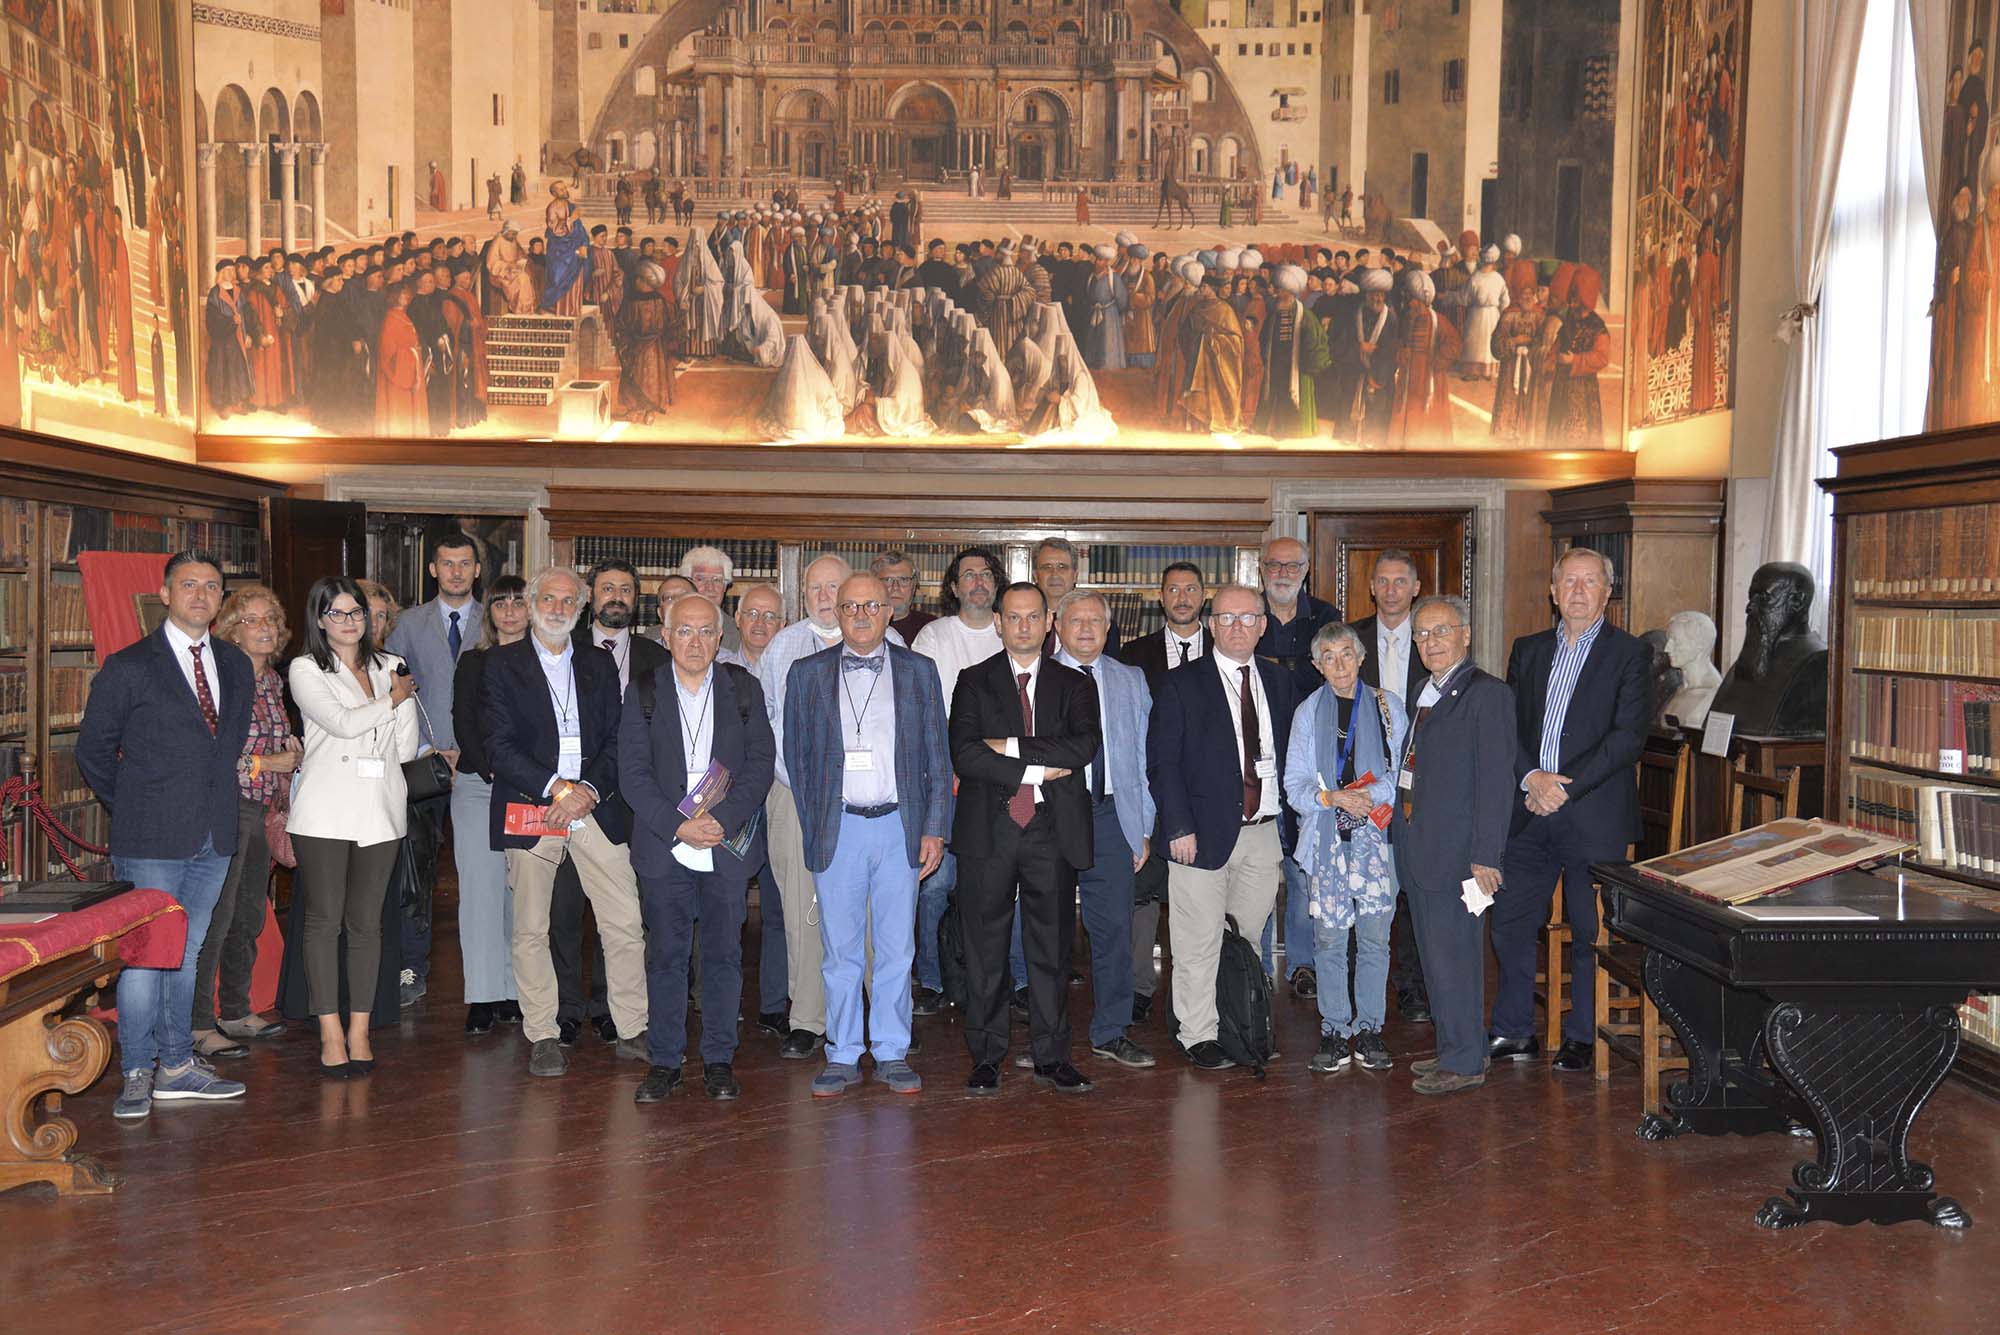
[1538,878,1572,1051]
[1592,741,1693,1113]
[1730,764,1803,834]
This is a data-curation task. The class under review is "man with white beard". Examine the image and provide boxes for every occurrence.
[484,566,651,1079]
[1254,536,1340,1000]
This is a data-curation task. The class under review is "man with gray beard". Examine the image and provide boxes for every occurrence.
[484,566,651,1079]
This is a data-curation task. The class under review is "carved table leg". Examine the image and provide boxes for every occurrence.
[0,1000,121,1197]
[1640,949,1791,1140]
[1756,1001,1965,1229]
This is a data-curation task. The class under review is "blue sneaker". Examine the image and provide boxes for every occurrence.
[874,1060,922,1094]
[112,1069,154,1120]
[811,1062,862,1098]
[151,1060,246,1103]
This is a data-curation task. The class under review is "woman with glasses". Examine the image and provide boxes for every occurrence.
[1283,621,1407,1076]
[450,575,531,1035]
[283,577,420,1076]
[190,586,302,1058]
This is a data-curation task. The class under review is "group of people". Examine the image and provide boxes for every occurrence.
[80,526,1652,1117]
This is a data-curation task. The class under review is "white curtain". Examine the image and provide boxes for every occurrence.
[1760,0,1871,635]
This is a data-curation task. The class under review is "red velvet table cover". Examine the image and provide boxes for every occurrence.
[0,890,187,987]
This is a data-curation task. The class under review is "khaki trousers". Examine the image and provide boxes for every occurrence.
[765,782,827,1036]
[1166,820,1281,1046]
[506,816,648,1044]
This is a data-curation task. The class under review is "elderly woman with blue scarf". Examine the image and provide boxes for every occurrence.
[1284,621,1407,1074]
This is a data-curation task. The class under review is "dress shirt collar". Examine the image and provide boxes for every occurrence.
[1427,656,1471,693]
[1006,652,1043,686]
[842,639,888,661]
[1211,645,1254,674]
[440,595,475,628]
[534,635,574,667]
[1557,615,1606,651]
[673,664,714,700]
[1166,625,1204,656]
[1053,646,1098,672]
[595,625,631,653]
[164,619,209,657]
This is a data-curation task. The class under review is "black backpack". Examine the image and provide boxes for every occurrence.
[635,660,758,729]
[937,900,970,1012]
[1165,913,1274,1079]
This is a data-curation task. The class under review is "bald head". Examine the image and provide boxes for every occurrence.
[666,591,721,681]
[837,573,891,654]
[804,555,854,628]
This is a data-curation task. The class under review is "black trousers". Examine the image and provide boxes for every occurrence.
[1490,811,1613,1045]
[1390,887,1428,1006]
[551,855,611,1022]
[958,808,1074,1069]
[1400,868,1488,1077]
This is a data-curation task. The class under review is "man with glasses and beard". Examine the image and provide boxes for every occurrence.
[484,567,650,1079]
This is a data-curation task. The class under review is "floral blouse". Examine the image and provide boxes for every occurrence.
[236,667,293,805]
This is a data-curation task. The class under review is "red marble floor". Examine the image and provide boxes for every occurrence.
[4,911,1999,1335]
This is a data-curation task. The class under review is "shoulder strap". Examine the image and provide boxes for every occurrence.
[637,667,657,722]
[719,662,757,726]
[1372,685,1395,760]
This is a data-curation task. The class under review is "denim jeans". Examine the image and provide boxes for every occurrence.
[1075,795,1138,1047]
[1312,906,1393,1037]
[114,839,234,1073]
[1260,855,1314,979]
[915,848,956,992]
[817,811,917,1066]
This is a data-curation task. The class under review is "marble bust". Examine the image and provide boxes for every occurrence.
[1709,562,1827,738]
[1641,628,1684,730]
[1662,610,1722,728]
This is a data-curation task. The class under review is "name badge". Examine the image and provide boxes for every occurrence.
[357,757,386,780]
[558,735,583,757]
[1397,768,1414,791]
[845,749,876,772]
[1254,757,1277,780]
[687,769,708,792]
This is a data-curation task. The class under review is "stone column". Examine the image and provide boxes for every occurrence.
[196,143,218,278]
[240,143,263,257]
[309,145,328,248]
[277,144,299,254]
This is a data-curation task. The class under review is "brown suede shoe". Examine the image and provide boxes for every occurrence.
[1412,1068,1486,1095]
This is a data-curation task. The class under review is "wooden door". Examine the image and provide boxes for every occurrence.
[1308,510,1471,622]
[262,497,366,628]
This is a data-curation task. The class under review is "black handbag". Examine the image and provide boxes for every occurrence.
[402,692,455,801]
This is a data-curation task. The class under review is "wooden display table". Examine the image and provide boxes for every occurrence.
[0,890,187,1197]
[1600,861,2000,1230]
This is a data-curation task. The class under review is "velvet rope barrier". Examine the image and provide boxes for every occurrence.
[0,775,108,882]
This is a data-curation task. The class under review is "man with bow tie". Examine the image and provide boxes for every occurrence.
[782,573,951,1098]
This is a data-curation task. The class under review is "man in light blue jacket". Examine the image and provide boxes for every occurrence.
[1054,591,1157,1069]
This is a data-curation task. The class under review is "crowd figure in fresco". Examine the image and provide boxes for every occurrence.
[0,0,192,425]
[1931,36,2000,431]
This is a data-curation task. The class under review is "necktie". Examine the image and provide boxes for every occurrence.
[1083,664,1105,802]
[1010,670,1036,828]
[1239,664,1261,820]
[190,643,218,736]
[447,609,462,659]
[842,653,883,674]
[1178,639,1191,667]
[602,638,616,653]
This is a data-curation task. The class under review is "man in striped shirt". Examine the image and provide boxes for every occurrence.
[1488,547,1652,1073]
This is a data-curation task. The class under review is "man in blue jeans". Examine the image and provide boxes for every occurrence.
[77,550,253,1120]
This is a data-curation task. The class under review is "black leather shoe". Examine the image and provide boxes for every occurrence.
[634,1065,682,1103]
[1488,1034,1542,1062]
[1009,987,1030,1018]
[557,1018,581,1047]
[780,1029,824,1060]
[594,1015,618,1044]
[464,1003,495,1036]
[911,986,943,1016]
[1034,1062,1094,1094]
[1398,993,1433,1024]
[1186,1040,1236,1070]
[492,1001,523,1024]
[756,1010,790,1038]
[1131,993,1153,1023]
[703,1063,741,1100]
[967,1062,1001,1094]
[1551,1039,1592,1073]
[1289,967,1318,999]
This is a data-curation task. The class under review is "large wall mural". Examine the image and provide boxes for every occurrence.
[0,0,194,445]
[190,0,1640,451]
[1929,2,2000,433]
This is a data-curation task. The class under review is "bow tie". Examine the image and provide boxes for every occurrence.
[841,653,883,674]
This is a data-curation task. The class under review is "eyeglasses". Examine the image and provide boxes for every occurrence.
[1212,612,1264,629]
[322,607,367,624]
[670,625,720,641]
[1034,561,1075,575]
[237,614,280,629]
[878,575,916,589]
[689,573,728,590]
[738,608,783,624]
[1263,560,1307,575]
[1411,624,1466,641]
[956,569,996,585]
[839,600,890,617]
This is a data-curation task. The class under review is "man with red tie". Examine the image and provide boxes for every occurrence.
[949,583,1103,1094]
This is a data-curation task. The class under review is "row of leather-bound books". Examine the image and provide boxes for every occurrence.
[1846,505,2000,599]
[1846,674,2000,776]
[1845,766,2000,879]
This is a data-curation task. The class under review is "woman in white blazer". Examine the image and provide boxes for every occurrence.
[288,576,420,1077]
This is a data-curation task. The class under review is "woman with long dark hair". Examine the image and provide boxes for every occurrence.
[284,577,420,1076]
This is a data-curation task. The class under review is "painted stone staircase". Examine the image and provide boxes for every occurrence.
[485,313,579,408]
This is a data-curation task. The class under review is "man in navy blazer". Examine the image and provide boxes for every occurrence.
[1147,584,1296,1071]
[1390,594,1515,1096]
[77,550,252,1119]
[783,573,950,1098]
[483,566,648,1079]
[1055,590,1158,1071]
[619,596,774,1104]
[1489,548,1650,1072]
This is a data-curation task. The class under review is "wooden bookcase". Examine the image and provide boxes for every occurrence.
[0,434,282,887]
[542,486,1271,635]
[1543,479,1725,634]
[1823,430,2000,1098]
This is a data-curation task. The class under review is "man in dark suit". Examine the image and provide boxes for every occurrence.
[1148,584,1296,1070]
[1490,548,1650,1072]
[1116,559,1208,1020]
[619,595,774,1104]
[485,566,650,1080]
[782,573,950,1098]
[554,558,671,1045]
[952,583,1102,1094]
[1391,594,1514,1096]
[1347,547,1429,1021]
[78,550,254,1120]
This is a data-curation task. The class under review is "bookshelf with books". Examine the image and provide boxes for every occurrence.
[1825,432,2000,1096]
[0,435,282,887]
